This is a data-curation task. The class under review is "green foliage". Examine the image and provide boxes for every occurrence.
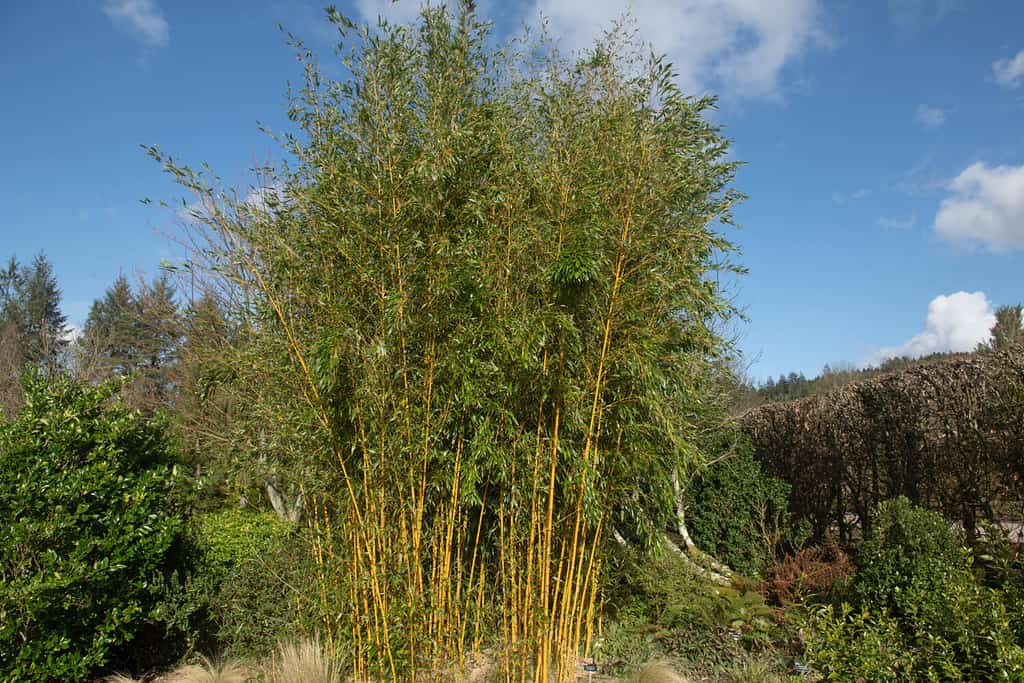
[1,253,69,415]
[600,544,791,678]
[808,589,1024,681]
[78,273,182,413]
[152,3,744,674]
[210,528,319,659]
[193,507,293,578]
[807,498,1024,681]
[853,496,966,613]
[0,373,184,682]
[0,253,68,374]
[979,304,1024,352]
[686,435,800,576]
[160,507,314,660]
[805,604,907,681]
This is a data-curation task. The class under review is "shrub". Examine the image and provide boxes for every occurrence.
[162,506,315,659]
[805,604,908,681]
[599,543,791,678]
[209,515,317,658]
[853,496,967,613]
[193,507,293,580]
[807,498,1024,681]
[0,374,185,682]
[686,437,799,577]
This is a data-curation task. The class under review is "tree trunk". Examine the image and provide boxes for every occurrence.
[265,477,304,523]
[669,471,733,585]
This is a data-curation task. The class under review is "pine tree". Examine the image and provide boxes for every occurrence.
[78,273,182,412]
[80,274,138,376]
[0,253,67,376]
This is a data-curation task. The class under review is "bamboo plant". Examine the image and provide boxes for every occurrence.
[152,3,743,680]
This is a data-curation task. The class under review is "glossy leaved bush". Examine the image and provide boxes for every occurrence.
[686,435,798,577]
[808,497,1024,681]
[0,374,185,682]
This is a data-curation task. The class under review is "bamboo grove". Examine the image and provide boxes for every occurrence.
[150,4,742,680]
[741,349,1024,545]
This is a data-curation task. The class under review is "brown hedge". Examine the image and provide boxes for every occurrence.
[739,348,1024,544]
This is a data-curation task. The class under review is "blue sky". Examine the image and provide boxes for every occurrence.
[2,0,1022,382]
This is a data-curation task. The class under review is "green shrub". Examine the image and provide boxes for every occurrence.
[162,506,315,659]
[0,374,185,682]
[686,437,799,577]
[193,507,293,579]
[807,497,1024,681]
[599,543,791,677]
[805,604,907,681]
[853,496,966,614]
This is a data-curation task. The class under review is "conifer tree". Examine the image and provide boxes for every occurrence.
[79,274,182,412]
[0,253,67,377]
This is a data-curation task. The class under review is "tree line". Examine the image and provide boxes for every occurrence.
[734,304,1024,410]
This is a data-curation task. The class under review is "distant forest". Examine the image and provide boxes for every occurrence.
[733,303,1024,412]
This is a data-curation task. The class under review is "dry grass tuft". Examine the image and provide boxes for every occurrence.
[463,650,497,683]
[158,656,249,683]
[101,675,142,683]
[631,663,691,683]
[269,636,341,683]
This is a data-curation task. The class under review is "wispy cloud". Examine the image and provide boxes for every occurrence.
[892,153,946,197]
[831,188,870,205]
[914,103,946,128]
[887,0,961,30]
[103,0,169,48]
[993,49,1024,89]
[933,161,1024,251]
[867,291,994,365]
[878,214,916,231]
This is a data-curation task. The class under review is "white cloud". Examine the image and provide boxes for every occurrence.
[243,184,286,214]
[993,49,1024,89]
[878,214,916,231]
[868,291,995,365]
[914,103,945,128]
[103,0,170,48]
[832,188,869,204]
[523,0,828,100]
[351,1,828,100]
[63,324,84,344]
[933,161,1024,251]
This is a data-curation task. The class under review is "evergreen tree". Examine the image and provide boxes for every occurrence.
[0,257,23,317]
[78,274,182,412]
[0,253,67,378]
[80,274,138,376]
[18,254,68,372]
